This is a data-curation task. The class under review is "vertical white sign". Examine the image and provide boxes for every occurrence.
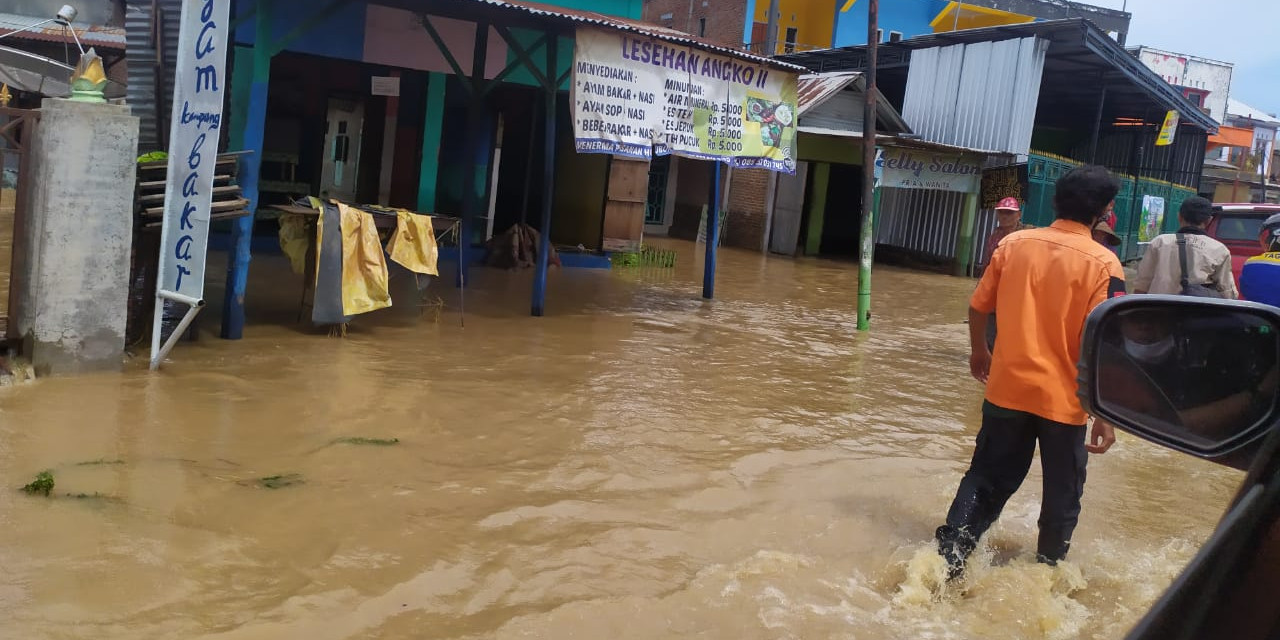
[151,0,230,369]
[156,0,231,302]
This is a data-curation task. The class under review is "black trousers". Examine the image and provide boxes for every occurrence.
[938,402,1088,563]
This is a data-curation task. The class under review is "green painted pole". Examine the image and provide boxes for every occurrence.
[953,190,980,277]
[857,0,878,332]
[417,72,446,212]
[805,162,830,255]
[856,184,879,331]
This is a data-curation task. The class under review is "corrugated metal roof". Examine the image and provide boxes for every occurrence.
[465,0,806,72]
[126,0,181,152]
[797,72,859,114]
[797,72,911,134]
[901,36,1046,156]
[782,19,1219,135]
[796,126,1011,157]
[0,13,126,50]
[1228,97,1280,126]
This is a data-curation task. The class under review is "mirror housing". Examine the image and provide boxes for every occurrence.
[1078,295,1280,470]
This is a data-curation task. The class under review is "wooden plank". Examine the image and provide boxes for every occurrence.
[601,200,645,252]
[138,185,242,203]
[139,174,232,189]
[143,210,251,228]
[138,155,240,171]
[606,156,650,204]
[143,198,250,216]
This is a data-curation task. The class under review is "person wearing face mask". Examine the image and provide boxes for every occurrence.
[1099,309,1277,441]
[1121,310,1177,364]
[936,166,1125,580]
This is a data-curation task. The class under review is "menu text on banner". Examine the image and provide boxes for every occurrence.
[150,0,231,370]
[572,28,798,174]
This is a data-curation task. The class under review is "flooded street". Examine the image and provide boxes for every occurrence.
[0,240,1242,639]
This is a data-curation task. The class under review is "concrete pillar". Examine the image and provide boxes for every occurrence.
[16,99,139,375]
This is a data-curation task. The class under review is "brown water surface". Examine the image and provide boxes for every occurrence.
[0,240,1241,639]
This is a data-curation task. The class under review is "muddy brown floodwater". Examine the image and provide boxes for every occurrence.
[0,239,1242,639]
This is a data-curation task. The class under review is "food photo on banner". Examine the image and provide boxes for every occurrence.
[571,27,797,174]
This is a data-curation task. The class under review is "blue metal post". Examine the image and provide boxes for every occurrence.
[457,22,490,288]
[221,3,272,339]
[702,162,722,299]
[532,35,558,316]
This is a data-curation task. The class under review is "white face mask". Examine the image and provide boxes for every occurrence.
[1124,335,1175,364]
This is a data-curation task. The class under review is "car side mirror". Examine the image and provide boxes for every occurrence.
[1078,296,1280,470]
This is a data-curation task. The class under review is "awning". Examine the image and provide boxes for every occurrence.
[780,18,1219,135]
[0,13,125,51]
[797,126,1011,158]
[1208,125,1255,150]
[452,0,806,72]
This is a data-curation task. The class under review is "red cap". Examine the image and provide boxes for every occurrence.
[995,197,1021,211]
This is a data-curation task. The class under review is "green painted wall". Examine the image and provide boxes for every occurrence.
[798,132,863,165]
[805,163,831,256]
[417,72,447,212]
[503,32,575,90]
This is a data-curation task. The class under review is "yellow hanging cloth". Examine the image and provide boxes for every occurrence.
[385,209,440,275]
[309,197,325,284]
[337,202,392,316]
[278,213,310,275]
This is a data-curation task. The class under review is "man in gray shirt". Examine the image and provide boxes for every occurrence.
[1132,196,1238,298]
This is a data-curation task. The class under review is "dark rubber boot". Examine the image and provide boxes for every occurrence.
[936,525,977,580]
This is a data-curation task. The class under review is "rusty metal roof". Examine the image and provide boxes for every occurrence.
[796,72,912,133]
[797,72,860,114]
[0,13,126,51]
[464,0,806,72]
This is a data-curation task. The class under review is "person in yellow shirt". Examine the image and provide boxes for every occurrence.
[937,165,1125,579]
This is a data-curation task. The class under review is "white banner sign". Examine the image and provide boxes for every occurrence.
[877,149,982,193]
[572,27,798,173]
[157,0,231,301]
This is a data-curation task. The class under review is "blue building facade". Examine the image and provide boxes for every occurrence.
[833,0,949,47]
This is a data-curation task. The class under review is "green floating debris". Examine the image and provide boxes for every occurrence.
[256,474,304,489]
[75,458,125,466]
[611,245,678,269]
[331,437,400,446]
[21,470,55,496]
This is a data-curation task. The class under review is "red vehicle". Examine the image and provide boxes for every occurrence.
[1207,203,1280,287]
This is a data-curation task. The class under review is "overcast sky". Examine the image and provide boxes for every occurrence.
[1092,0,1280,116]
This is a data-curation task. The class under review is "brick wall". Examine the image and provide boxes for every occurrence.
[723,168,771,250]
[641,0,747,49]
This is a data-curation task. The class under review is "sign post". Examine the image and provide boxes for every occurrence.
[150,0,231,370]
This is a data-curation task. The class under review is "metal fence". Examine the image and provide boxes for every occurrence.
[0,107,38,339]
[875,187,966,259]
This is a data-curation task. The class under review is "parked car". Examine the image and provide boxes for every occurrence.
[1077,295,1280,639]
[1206,203,1280,288]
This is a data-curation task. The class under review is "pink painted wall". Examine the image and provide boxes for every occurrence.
[363,6,508,79]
